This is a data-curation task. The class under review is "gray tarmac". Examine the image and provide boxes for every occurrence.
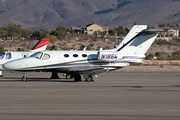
[0,71,180,120]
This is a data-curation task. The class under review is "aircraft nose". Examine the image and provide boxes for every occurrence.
[3,61,19,70]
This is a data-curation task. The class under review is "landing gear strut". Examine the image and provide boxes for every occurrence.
[74,74,82,82]
[84,75,94,82]
[0,71,3,77]
[22,74,28,82]
[50,72,59,79]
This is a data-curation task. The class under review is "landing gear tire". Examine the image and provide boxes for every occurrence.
[84,75,94,82]
[74,74,82,82]
[21,76,28,82]
[50,73,59,79]
[66,74,72,79]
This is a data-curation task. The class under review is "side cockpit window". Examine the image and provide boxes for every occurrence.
[42,54,50,60]
[0,52,5,60]
[5,53,11,60]
[30,52,43,59]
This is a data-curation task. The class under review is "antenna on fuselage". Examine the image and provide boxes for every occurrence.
[83,47,87,51]
[99,48,103,51]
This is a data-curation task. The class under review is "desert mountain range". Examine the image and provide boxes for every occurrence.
[0,0,180,30]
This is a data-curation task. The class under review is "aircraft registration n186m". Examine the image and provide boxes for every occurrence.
[0,38,50,76]
[3,25,164,82]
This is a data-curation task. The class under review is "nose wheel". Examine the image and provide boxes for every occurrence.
[21,74,28,82]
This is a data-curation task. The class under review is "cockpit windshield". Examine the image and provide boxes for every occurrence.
[0,52,5,60]
[30,52,43,59]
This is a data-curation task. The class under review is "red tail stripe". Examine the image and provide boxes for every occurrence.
[32,38,50,50]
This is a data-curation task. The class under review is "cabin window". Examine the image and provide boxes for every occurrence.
[82,54,87,57]
[73,54,78,58]
[64,54,69,58]
[30,52,43,59]
[5,53,11,60]
[42,54,50,60]
[0,52,5,60]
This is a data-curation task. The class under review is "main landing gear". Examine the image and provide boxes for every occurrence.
[84,75,94,82]
[64,73,94,82]
[50,72,60,79]
[74,74,82,82]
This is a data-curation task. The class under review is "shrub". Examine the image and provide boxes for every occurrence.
[50,45,57,50]
[0,47,6,52]
[17,48,24,51]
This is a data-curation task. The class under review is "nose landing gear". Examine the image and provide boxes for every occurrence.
[22,74,28,82]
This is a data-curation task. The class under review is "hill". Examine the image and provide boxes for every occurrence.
[0,0,180,30]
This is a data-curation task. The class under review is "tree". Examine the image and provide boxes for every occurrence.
[0,47,6,52]
[49,35,57,43]
[21,28,32,38]
[162,23,166,27]
[56,26,67,32]
[79,44,86,50]
[155,52,161,57]
[53,26,67,40]
[33,30,42,39]
[176,24,179,28]
[0,29,8,37]
[146,54,153,60]
[32,30,49,40]
[17,25,21,28]
[116,25,127,35]
[159,24,162,27]
[50,45,57,50]
[17,48,24,51]
[10,32,21,38]
[167,23,170,26]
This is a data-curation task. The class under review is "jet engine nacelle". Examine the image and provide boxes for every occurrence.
[97,51,123,62]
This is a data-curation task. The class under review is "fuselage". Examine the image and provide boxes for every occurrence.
[3,50,145,73]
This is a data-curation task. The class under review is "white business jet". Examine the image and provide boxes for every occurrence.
[0,38,50,76]
[3,25,164,82]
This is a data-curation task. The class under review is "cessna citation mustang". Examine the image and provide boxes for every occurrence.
[0,38,50,76]
[3,25,164,82]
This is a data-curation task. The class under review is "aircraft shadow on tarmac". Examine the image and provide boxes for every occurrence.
[113,85,180,87]
[0,77,77,82]
[112,85,180,90]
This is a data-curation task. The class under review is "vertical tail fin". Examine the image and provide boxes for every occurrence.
[31,38,50,52]
[117,29,163,55]
[115,25,147,51]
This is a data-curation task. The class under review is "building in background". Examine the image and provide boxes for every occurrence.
[71,23,109,35]
[153,26,179,37]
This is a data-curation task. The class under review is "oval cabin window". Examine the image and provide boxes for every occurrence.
[82,54,87,57]
[73,54,78,58]
[64,54,69,58]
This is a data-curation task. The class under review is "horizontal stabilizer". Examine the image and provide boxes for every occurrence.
[142,29,167,33]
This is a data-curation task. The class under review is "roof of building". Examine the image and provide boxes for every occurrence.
[86,23,109,29]
[71,27,81,30]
